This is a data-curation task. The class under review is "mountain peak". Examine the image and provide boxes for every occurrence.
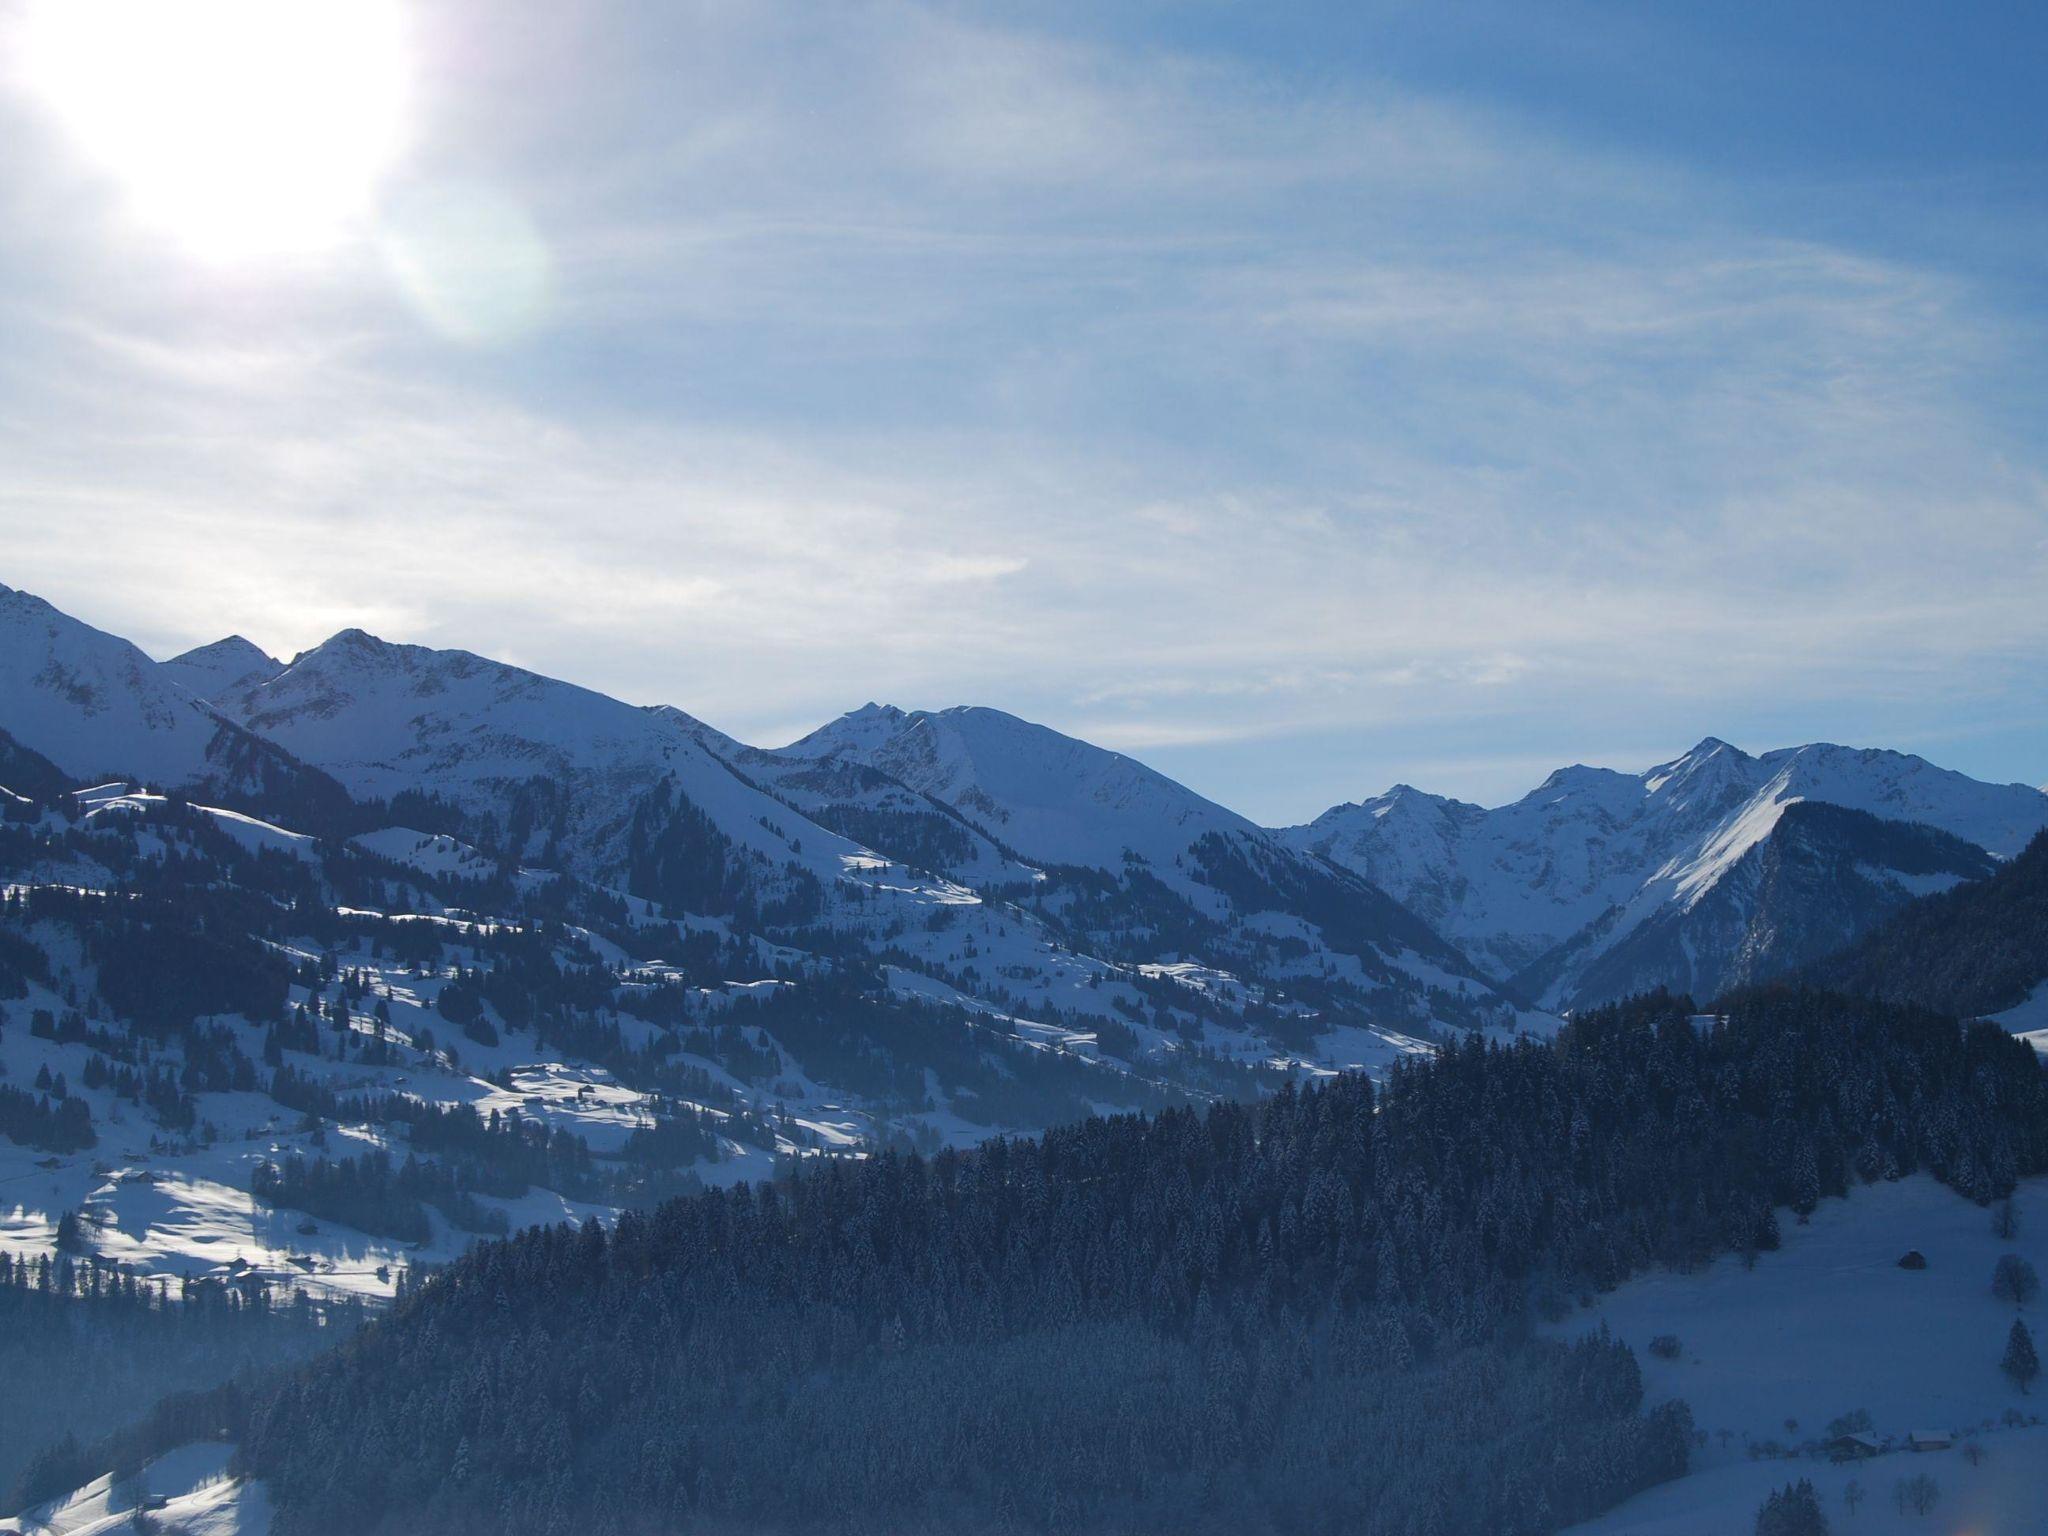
[171,633,277,665]
[781,700,915,759]
[1643,735,1758,799]
[162,634,288,705]
[318,626,398,656]
[1530,762,1636,798]
[0,583,327,797]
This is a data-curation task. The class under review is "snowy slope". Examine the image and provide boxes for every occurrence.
[1554,1174,2048,1535]
[223,629,695,801]
[216,628,870,889]
[12,1442,269,1536]
[1288,741,1764,981]
[210,635,1337,1056]
[1525,802,2000,1010]
[780,702,1531,1039]
[160,636,286,704]
[699,726,1032,888]
[1764,742,2048,859]
[1290,737,2048,1005]
[784,703,1267,881]
[0,584,332,810]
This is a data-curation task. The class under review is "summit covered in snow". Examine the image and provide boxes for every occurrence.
[161,635,287,704]
[0,584,343,817]
[1287,736,2048,1008]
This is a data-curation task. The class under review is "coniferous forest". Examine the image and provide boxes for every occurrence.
[136,986,2041,1536]
[1807,829,2048,1017]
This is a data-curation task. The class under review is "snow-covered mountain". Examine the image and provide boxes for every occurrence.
[0,583,344,818]
[705,725,1031,889]
[1521,801,1999,1008]
[784,703,1269,878]
[214,627,854,896]
[161,634,286,703]
[777,703,1532,1040]
[1287,737,2048,1008]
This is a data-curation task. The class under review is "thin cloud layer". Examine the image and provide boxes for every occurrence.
[0,0,2041,817]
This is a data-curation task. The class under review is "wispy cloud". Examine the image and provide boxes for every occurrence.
[0,0,2041,819]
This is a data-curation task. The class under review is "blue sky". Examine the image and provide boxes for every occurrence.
[1,1,2043,821]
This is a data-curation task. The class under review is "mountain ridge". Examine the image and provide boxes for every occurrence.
[1287,734,2048,1007]
[9,582,2041,1028]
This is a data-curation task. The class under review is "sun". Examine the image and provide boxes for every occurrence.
[19,0,412,262]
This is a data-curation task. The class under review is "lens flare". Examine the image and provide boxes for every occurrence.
[379,182,553,345]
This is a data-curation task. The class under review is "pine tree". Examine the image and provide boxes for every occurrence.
[1992,1253,2040,1308]
[2004,1319,2040,1393]
[1754,1477,1828,1536]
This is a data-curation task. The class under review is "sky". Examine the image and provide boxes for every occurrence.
[0,0,2043,823]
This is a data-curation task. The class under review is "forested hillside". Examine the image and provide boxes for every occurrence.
[1805,830,2048,1018]
[186,987,2048,1536]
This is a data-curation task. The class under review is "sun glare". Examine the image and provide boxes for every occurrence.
[20,0,412,262]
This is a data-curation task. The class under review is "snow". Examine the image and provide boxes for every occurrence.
[193,805,316,859]
[1288,736,2048,997]
[773,700,1522,1040]
[0,584,282,794]
[12,1443,269,1536]
[1990,979,2048,1041]
[0,1075,487,1303]
[211,628,943,914]
[784,702,1263,884]
[1763,742,2048,860]
[350,826,499,880]
[160,635,286,706]
[1563,1426,2048,1535]
[1549,1175,2048,1532]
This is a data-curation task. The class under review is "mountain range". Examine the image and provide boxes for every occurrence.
[1285,737,2047,1009]
[4,577,2044,1029]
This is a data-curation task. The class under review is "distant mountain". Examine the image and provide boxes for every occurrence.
[215,627,850,905]
[20,574,2039,1065]
[0,583,346,821]
[1287,737,2048,1009]
[778,703,1527,1040]
[1285,741,1769,983]
[703,724,1030,889]
[160,634,285,703]
[1520,801,1998,1008]
[1805,828,2048,1022]
[785,703,1275,877]
[198,624,1517,1070]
